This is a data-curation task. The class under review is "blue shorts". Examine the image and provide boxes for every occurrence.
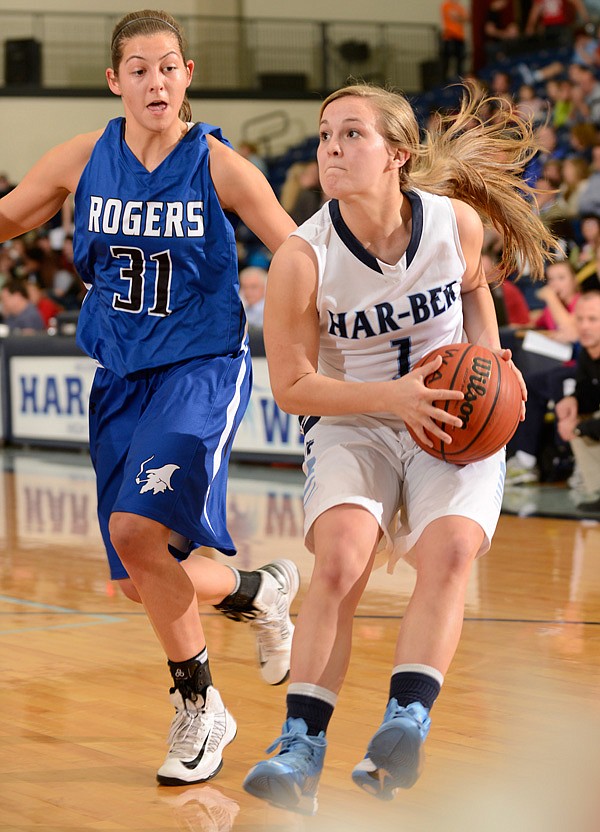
[89,346,252,580]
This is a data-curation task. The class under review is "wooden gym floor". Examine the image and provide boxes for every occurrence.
[1,447,599,832]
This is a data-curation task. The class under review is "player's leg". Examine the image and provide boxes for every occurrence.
[108,510,237,786]
[243,504,379,814]
[120,551,299,685]
[90,362,239,786]
[353,515,483,798]
[353,443,506,799]
[151,352,299,684]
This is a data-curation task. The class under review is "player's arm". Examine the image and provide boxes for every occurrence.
[453,199,500,351]
[0,131,100,242]
[207,135,296,254]
[454,198,527,416]
[264,236,463,445]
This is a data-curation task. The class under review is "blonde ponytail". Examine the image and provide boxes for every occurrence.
[321,82,558,282]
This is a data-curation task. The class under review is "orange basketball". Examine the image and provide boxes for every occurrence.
[406,342,522,465]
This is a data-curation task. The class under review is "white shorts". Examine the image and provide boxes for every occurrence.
[302,415,506,571]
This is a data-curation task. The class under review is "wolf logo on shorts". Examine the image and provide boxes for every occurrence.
[136,455,181,495]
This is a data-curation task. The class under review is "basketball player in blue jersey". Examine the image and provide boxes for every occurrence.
[0,10,300,787]
[243,84,559,814]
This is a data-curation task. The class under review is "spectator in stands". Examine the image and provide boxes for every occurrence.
[556,288,600,510]
[518,23,600,88]
[0,172,15,199]
[517,58,566,89]
[574,235,600,285]
[503,277,535,326]
[515,83,548,124]
[238,140,269,177]
[49,234,83,310]
[571,22,600,69]
[576,143,600,217]
[525,0,589,46]
[546,78,575,129]
[570,212,600,269]
[543,158,564,189]
[505,362,576,485]
[0,279,46,334]
[483,0,520,65]
[440,0,469,80]
[288,161,325,225]
[483,250,532,327]
[239,265,267,329]
[507,286,600,489]
[569,64,600,127]
[533,259,580,336]
[533,175,571,238]
[0,245,12,287]
[524,124,565,186]
[280,161,311,214]
[501,259,579,385]
[527,23,600,86]
[3,236,26,279]
[25,274,63,329]
[19,244,50,285]
[505,261,581,486]
[489,69,513,97]
[45,200,73,254]
[567,121,598,162]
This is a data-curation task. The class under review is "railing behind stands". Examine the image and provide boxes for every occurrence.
[0,11,440,96]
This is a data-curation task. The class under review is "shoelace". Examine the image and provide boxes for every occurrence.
[167,710,225,759]
[385,701,430,740]
[250,597,290,654]
[265,729,326,772]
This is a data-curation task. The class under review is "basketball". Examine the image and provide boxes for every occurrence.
[407,342,522,465]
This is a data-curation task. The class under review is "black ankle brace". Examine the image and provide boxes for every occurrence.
[214,569,262,621]
[168,656,212,702]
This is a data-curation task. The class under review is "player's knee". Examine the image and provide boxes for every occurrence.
[108,512,153,568]
[313,546,370,600]
[433,533,478,581]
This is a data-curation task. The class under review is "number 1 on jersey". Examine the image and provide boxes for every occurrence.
[390,336,411,378]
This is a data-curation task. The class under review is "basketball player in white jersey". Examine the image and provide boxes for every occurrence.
[243,83,558,814]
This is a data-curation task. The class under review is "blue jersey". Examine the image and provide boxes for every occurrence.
[73,118,244,378]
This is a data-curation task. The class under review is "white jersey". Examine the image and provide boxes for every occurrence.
[292,189,466,392]
[292,190,504,569]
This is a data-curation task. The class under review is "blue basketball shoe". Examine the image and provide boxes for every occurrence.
[243,718,327,815]
[352,700,431,799]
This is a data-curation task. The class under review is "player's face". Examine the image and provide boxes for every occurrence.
[106,33,193,131]
[317,97,405,200]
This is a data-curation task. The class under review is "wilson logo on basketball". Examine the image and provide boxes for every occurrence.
[408,342,522,465]
[459,356,492,429]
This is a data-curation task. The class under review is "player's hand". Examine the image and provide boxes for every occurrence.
[498,347,526,422]
[395,354,464,448]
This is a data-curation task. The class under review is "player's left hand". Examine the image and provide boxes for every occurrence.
[497,347,526,422]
